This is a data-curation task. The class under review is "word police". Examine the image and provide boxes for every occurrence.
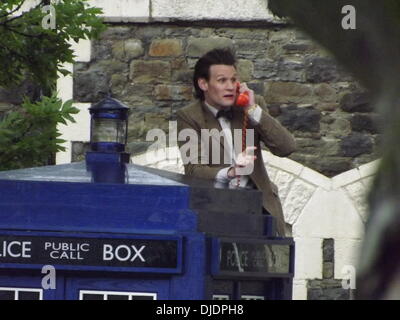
[0,240,31,258]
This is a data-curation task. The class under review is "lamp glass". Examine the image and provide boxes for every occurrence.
[91,118,126,144]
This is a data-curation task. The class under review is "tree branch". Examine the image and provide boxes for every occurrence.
[1,0,46,25]
[0,0,25,20]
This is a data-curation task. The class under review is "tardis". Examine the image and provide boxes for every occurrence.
[0,98,294,300]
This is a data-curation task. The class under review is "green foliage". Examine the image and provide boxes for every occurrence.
[0,0,107,89]
[0,94,79,171]
[0,0,106,170]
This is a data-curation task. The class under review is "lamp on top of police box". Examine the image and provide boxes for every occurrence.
[86,97,130,183]
[89,97,129,154]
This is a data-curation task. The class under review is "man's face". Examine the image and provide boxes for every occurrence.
[198,64,238,109]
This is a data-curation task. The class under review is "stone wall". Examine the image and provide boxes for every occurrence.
[72,24,381,177]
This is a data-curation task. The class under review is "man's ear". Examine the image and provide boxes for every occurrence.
[198,78,208,91]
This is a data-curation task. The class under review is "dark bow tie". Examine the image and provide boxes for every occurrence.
[216,108,233,120]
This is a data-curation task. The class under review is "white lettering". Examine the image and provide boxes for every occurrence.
[342,265,356,289]
[41,265,56,290]
[21,241,31,258]
[341,5,356,30]
[102,244,146,262]
[41,5,56,30]
[130,245,146,262]
[103,244,113,261]
[0,241,32,258]
[115,245,131,261]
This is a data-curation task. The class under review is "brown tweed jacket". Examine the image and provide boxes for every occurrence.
[176,97,296,236]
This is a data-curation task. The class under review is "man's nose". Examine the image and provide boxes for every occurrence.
[226,81,235,90]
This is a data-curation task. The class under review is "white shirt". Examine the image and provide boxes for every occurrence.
[204,102,262,188]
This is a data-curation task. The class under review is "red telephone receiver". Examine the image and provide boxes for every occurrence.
[235,82,249,107]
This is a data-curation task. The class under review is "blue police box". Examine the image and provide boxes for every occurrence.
[0,160,294,300]
[0,98,294,300]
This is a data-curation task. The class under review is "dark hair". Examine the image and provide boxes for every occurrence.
[193,48,236,100]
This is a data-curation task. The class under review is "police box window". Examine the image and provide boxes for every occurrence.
[0,287,42,300]
[79,290,157,300]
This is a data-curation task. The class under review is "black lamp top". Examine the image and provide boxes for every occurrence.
[89,97,129,112]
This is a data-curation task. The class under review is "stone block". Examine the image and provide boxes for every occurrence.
[340,132,373,157]
[151,0,277,22]
[70,39,91,62]
[350,113,380,134]
[293,188,365,239]
[345,181,369,223]
[265,82,313,104]
[307,282,350,300]
[283,179,316,225]
[273,170,295,204]
[293,237,323,280]
[314,83,338,103]
[99,27,131,40]
[92,40,114,60]
[340,91,372,112]
[277,58,306,82]
[57,63,74,101]
[154,85,192,101]
[96,60,128,74]
[112,40,125,60]
[129,60,171,83]
[237,60,254,82]
[149,39,183,57]
[110,74,128,90]
[187,37,233,58]
[283,43,313,53]
[253,60,279,79]
[359,159,380,178]
[292,279,307,300]
[323,239,334,262]
[323,262,334,279]
[334,239,363,280]
[170,57,188,70]
[125,39,145,60]
[305,56,351,83]
[88,0,150,23]
[172,70,193,83]
[73,69,109,102]
[331,168,361,189]
[262,151,304,176]
[329,117,351,138]
[277,105,321,133]
[235,39,268,59]
[299,167,331,191]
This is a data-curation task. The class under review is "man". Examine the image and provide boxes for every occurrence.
[176,48,296,236]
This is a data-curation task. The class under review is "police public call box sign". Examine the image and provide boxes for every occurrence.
[0,232,182,274]
[211,237,294,279]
